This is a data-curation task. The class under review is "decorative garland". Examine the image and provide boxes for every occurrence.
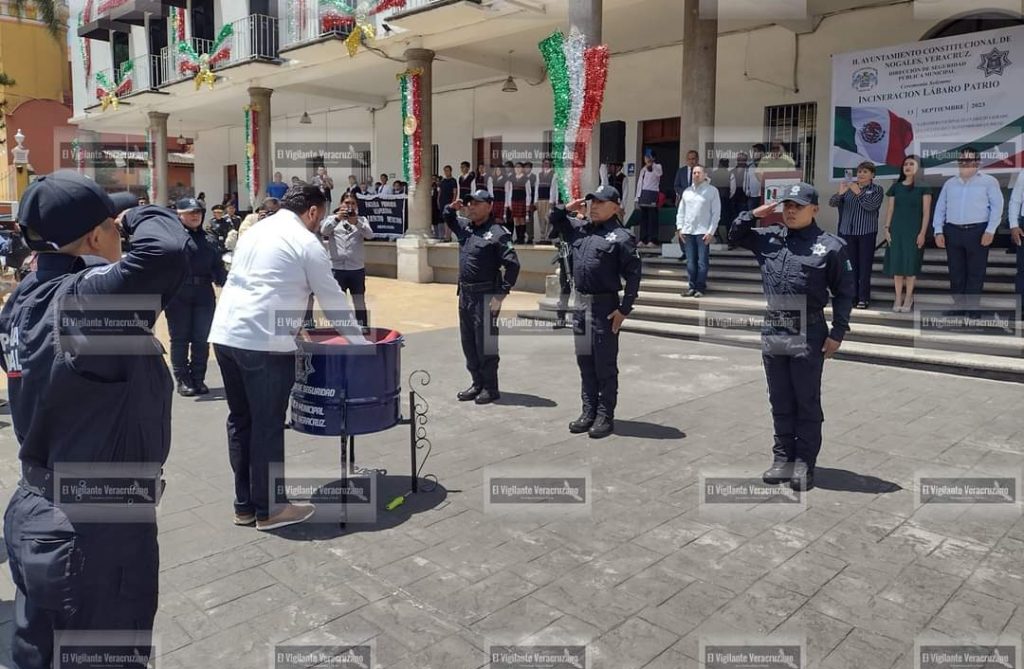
[70,137,85,174]
[144,125,155,203]
[178,24,234,90]
[244,105,261,207]
[79,0,93,88]
[538,29,610,201]
[398,68,423,194]
[321,0,356,33]
[95,60,133,111]
[96,0,130,15]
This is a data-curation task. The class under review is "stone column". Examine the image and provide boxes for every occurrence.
[248,87,273,210]
[147,111,168,205]
[569,0,602,196]
[397,48,435,283]
[680,0,717,162]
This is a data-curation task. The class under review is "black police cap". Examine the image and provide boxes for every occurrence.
[18,171,135,251]
[585,185,621,203]
[778,182,819,206]
[176,197,205,213]
[467,189,493,203]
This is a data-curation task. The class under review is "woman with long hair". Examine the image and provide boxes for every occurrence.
[634,150,663,247]
[882,155,932,312]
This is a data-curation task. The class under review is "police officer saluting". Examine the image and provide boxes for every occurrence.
[0,171,190,667]
[444,189,520,404]
[729,183,855,491]
[167,197,228,396]
[549,185,641,438]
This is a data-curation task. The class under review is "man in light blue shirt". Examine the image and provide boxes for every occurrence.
[931,147,1004,309]
[675,165,721,297]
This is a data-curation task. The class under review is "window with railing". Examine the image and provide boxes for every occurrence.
[763,102,817,184]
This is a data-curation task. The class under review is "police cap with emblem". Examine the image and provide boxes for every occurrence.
[585,185,621,203]
[176,197,205,213]
[778,182,818,206]
[18,170,138,251]
[467,189,493,203]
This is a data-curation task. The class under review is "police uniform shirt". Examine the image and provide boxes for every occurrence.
[206,216,233,252]
[442,206,521,294]
[0,206,190,467]
[183,226,228,288]
[549,207,642,314]
[728,211,855,341]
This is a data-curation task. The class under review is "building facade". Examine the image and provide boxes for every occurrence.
[68,1,1024,256]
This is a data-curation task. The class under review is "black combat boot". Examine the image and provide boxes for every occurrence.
[457,385,481,401]
[588,415,614,439]
[789,462,814,491]
[474,388,500,404]
[762,459,794,484]
[569,413,596,434]
[175,374,196,397]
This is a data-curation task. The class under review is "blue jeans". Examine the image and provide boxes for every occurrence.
[213,345,295,520]
[684,234,710,292]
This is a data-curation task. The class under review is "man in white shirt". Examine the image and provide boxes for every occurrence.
[376,174,394,195]
[208,184,364,531]
[675,165,721,297]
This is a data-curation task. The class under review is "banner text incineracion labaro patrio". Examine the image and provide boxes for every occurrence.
[831,25,1024,179]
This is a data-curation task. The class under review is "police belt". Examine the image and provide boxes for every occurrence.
[19,462,56,500]
[459,280,498,294]
[20,462,166,503]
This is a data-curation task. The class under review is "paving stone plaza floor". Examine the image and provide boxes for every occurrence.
[0,282,1022,668]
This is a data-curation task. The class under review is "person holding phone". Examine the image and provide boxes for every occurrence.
[321,193,375,328]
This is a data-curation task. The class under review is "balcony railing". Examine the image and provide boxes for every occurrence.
[159,37,213,86]
[126,54,165,91]
[220,14,279,64]
[279,0,355,50]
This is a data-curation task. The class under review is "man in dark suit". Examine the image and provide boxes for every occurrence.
[674,150,700,204]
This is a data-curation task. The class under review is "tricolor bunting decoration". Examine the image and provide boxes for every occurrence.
[178,24,234,90]
[244,105,261,207]
[538,28,610,201]
[95,61,133,111]
[398,67,423,194]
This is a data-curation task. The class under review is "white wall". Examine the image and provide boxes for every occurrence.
[271,105,374,184]
[193,124,246,208]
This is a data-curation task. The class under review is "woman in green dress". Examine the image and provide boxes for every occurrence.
[883,155,931,312]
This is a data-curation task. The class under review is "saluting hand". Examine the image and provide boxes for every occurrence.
[752,201,778,219]
[607,309,626,334]
[566,199,588,214]
[451,199,465,211]
[822,337,841,359]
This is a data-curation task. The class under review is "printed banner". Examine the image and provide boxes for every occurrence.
[831,25,1024,179]
[356,193,406,239]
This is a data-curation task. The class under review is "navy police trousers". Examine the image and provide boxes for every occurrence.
[573,297,620,419]
[762,320,828,468]
[4,486,157,669]
[458,290,500,392]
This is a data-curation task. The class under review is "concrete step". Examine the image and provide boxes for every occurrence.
[643,255,1019,278]
[523,302,1024,383]
[634,276,1019,297]
[639,244,1021,265]
[631,291,1024,328]
[625,304,1022,357]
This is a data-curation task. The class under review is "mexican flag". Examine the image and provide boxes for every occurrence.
[833,107,914,167]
